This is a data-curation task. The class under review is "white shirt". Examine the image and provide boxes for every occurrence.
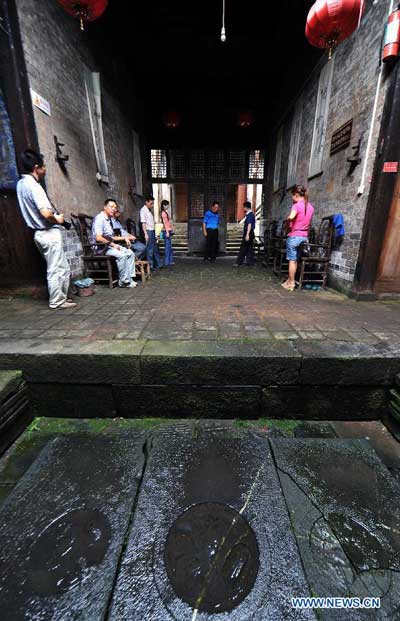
[16,174,55,230]
[140,205,155,231]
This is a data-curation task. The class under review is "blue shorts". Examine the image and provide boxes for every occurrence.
[286,236,308,261]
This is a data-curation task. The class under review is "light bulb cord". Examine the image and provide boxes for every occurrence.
[221,0,226,41]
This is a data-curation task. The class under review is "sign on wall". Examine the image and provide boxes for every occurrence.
[273,126,283,192]
[309,58,335,179]
[0,88,19,189]
[287,96,303,188]
[30,89,51,116]
[330,120,353,155]
[383,162,398,173]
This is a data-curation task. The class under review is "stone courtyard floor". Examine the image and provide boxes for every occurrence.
[0,258,400,344]
[1,417,400,619]
[1,263,400,618]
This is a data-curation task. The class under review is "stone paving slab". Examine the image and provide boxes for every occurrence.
[0,339,145,384]
[141,339,301,385]
[0,261,400,345]
[0,262,400,421]
[0,431,146,620]
[270,439,400,619]
[296,340,400,386]
[331,421,400,470]
[109,424,313,620]
[262,386,388,420]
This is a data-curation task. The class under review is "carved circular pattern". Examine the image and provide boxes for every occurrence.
[164,502,259,613]
[27,508,111,595]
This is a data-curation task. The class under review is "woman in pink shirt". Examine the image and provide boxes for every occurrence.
[161,199,174,267]
[282,184,314,291]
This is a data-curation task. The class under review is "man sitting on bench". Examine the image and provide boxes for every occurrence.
[92,199,137,288]
[112,204,146,260]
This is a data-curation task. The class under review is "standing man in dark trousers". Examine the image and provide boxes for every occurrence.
[140,195,161,270]
[234,201,256,267]
[202,201,220,262]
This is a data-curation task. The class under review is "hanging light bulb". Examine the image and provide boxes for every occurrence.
[221,0,226,42]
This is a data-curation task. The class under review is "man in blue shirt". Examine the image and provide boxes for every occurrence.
[112,205,146,260]
[92,199,137,288]
[202,201,220,262]
[234,201,256,267]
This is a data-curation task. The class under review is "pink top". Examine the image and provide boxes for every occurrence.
[161,210,173,232]
[288,200,314,237]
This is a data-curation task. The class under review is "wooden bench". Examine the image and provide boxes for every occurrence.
[72,213,151,286]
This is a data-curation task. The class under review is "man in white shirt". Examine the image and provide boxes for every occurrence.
[16,149,76,309]
[92,199,137,288]
[140,196,161,270]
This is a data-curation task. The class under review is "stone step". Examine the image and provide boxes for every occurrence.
[0,339,397,421]
[0,424,399,618]
[0,370,32,456]
[108,426,311,619]
[270,438,400,617]
[0,431,146,619]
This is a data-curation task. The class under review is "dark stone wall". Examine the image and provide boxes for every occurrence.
[15,0,148,277]
[265,0,390,292]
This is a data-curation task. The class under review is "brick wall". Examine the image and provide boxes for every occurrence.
[265,0,390,292]
[15,0,148,278]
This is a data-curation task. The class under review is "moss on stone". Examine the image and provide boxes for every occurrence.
[257,418,299,435]
[234,418,300,436]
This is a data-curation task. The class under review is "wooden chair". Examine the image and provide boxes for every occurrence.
[263,220,279,267]
[273,221,290,278]
[71,213,118,288]
[296,216,334,290]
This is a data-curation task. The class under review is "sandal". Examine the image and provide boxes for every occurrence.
[281,282,295,291]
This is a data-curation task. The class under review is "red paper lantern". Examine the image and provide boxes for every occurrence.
[306,0,365,58]
[163,110,180,129]
[57,0,108,30]
[237,111,253,128]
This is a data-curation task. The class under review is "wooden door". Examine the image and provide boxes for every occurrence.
[375,172,400,293]
[0,0,44,288]
[0,190,44,286]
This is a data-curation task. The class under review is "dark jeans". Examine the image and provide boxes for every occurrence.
[205,228,218,260]
[163,233,174,266]
[132,240,146,260]
[237,232,255,265]
[146,230,161,269]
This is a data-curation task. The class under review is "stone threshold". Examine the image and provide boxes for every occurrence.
[0,338,399,420]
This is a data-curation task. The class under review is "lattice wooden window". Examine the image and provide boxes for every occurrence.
[248,150,265,180]
[189,151,205,179]
[151,149,167,178]
[207,184,226,216]
[208,150,226,180]
[189,185,205,218]
[228,150,246,180]
[170,150,186,179]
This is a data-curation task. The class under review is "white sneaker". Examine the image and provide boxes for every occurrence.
[53,301,78,309]
[126,281,138,288]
